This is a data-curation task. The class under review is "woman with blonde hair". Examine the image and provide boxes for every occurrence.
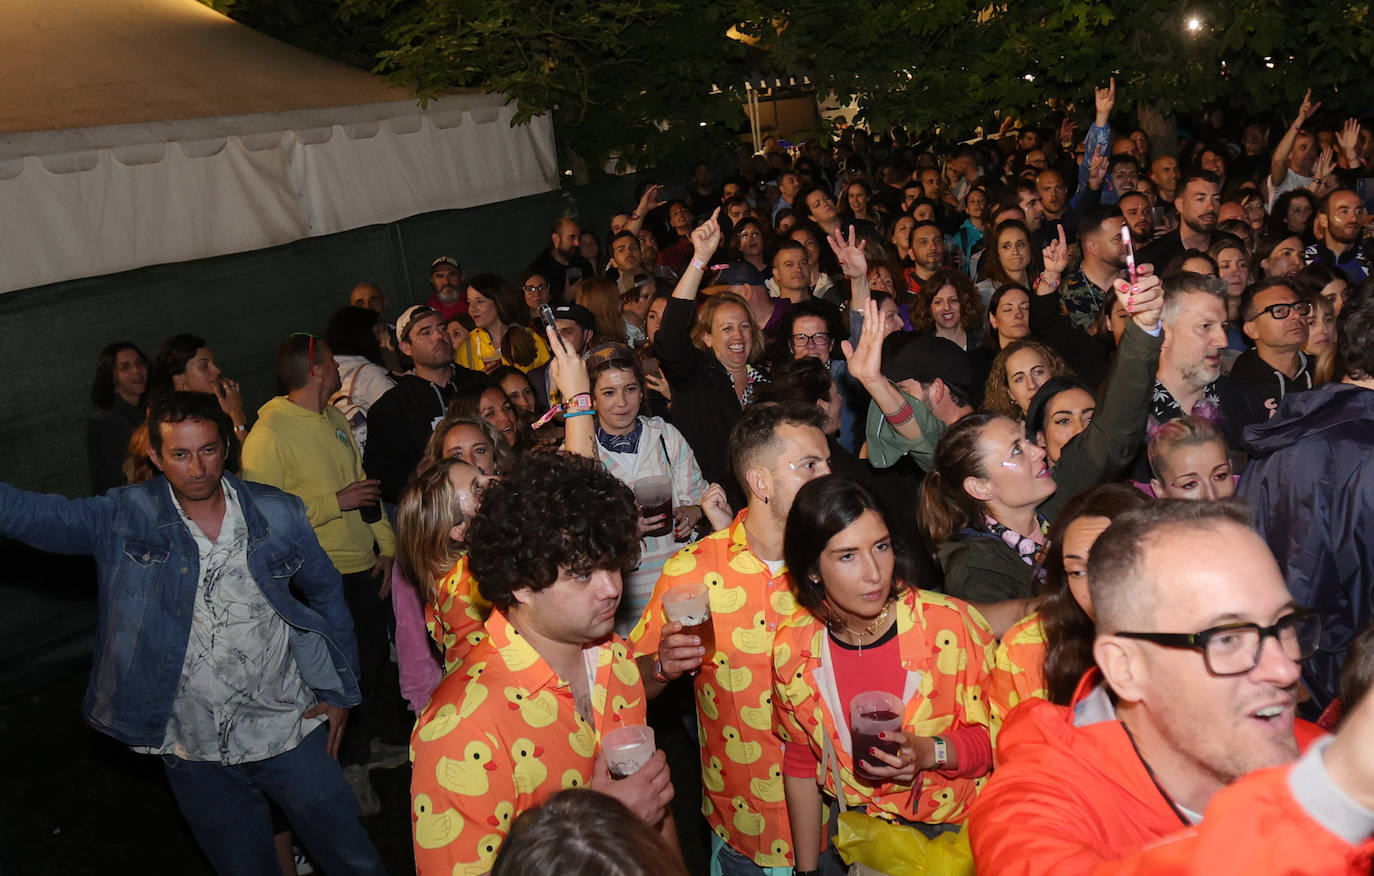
[983,339,1072,420]
[1146,415,1235,500]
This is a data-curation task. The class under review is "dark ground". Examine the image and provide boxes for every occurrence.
[0,647,709,876]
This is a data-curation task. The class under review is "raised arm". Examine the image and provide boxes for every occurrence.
[827,225,869,316]
[1076,79,1116,194]
[624,184,664,237]
[545,324,594,459]
[1270,88,1321,189]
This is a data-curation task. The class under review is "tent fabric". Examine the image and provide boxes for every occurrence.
[0,0,559,294]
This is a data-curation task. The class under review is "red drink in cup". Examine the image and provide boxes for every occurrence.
[662,581,716,659]
[633,475,674,537]
[849,691,904,784]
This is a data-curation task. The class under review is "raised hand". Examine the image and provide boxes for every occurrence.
[840,299,886,387]
[1087,148,1109,190]
[1113,263,1162,332]
[1337,118,1363,158]
[636,184,664,217]
[698,483,733,531]
[1057,113,1078,146]
[545,324,590,400]
[1042,223,1070,277]
[1294,88,1321,128]
[690,207,722,260]
[827,226,868,280]
[1312,145,1336,182]
[1094,77,1116,126]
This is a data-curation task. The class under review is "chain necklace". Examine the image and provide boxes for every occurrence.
[829,597,895,654]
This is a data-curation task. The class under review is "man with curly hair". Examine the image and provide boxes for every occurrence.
[409,453,676,874]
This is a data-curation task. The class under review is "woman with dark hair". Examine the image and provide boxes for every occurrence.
[982,284,1034,354]
[975,220,1043,305]
[584,342,718,632]
[151,332,248,438]
[841,178,884,231]
[912,269,985,352]
[1268,189,1319,245]
[1208,233,1253,353]
[87,342,149,494]
[447,377,533,453]
[492,789,688,876]
[789,223,840,301]
[455,273,551,373]
[990,483,1150,715]
[773,477,996,872]
[728,216,768,275]
[1255,233,1306,280]
[954,185,989,275]
[326,306,396,451]
[519,267,552,328]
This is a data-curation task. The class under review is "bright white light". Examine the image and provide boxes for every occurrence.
[1023,73,1035,82]
[1186,16,1202,31]
[699,121,708,127]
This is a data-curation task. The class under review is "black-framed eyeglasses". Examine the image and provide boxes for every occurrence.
[523,282,551,294]
[1114,610,1320,676]
[1250,300,1312,321]
[791,332,831,348]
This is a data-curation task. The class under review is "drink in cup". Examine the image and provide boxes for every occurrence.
[662,581,716,659]
[849,691,904,784]
[603,724,655,779]
[633,475,674,538]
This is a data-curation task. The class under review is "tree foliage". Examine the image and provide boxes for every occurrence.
[201,0,1374,169]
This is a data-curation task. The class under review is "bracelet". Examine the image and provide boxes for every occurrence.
[690,256,707,272]
[883,401,914,427]
[653,658,671,684]
[562,392,593,413]
[563,410,596,419]
[234,424,248,433]
[631,211,641,221]
[1038,276,1061,291]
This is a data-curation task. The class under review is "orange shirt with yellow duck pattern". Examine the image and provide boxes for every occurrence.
[772,588,1000,826]
[989,610,1047,719]
[410,609,647,874]
[425,555,491,675]
[628,510,808,868]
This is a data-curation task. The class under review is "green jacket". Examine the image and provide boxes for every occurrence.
[938,321,1163,602]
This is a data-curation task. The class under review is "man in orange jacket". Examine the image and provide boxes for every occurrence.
[970,499,1374,874]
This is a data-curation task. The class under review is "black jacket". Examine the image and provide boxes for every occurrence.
[1228,348,1314,420]
[364,369,483,504]
[655,297,752,508]
[1238,383,1374,716]
[87,397,145,495]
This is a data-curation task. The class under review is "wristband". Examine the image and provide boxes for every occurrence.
[883,401,914,427]
[631,211,641,220]
[690,256,708,272]
[932,736,949,767]
[1038,276,1061,291]
[234,424,248,433]
[563,392,593,413]
[563,410,595,419]
[653,658,671,684]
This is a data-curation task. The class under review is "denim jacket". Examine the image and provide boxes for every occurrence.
[0,473,360,748]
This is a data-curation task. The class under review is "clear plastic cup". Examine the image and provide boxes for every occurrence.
[662,581,715,657]
[633,476,673,537]
[849,691,904,783]
[602,724,656,779]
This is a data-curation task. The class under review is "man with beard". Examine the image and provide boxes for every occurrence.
[426,255,466,320]
[1118,191,1155,245]
[903,220,948,295]
[242,335,399,816]
[1230,280,1314,418]
[365,306,483,508]
[607,230,645,283]
[1141,172,1221,271]
[1305,189,1371,284]
[1146,273,1256,465]
[1058,206,1128,331]
[630,402,832,876]
[1268,89,1323,201]
[970,499,1370,874]
[528,217,594,304]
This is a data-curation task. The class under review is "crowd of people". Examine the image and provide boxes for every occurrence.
[19,79,1374,874]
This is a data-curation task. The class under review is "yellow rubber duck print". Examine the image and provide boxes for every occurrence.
[703,755,726,793]
[722,725,762,765]
[435,739,498,796]
[727,549,767,576]
[501,635,541,672]
[568,722,596,758]
[739,689,773,732]
[769,588,799,617]
[412,793,463,850]
[485,800,515,831]
[610,693,641,718]
[707,574,748,615]
[749,764,784,803]
[731,796,765,836]
[611,651,641,687]
[417,703,461,742]
[456,834,503,876]
[697,682,720,720]
[560,768,587,789]
[711,653,752,693]
[455,674,488,721]
[935,629,968,676]
[929,786,961,822]
[504,686,558,729]
[757,840,791,867]
[511,738,548,795]
[731,610,771,655]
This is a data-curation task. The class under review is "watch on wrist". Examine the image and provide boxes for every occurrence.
[931,735,949,768]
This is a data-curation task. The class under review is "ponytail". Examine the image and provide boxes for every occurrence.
[917,413,998,547]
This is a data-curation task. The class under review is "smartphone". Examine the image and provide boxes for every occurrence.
[540,303,568,353]
[1120,223,1137,285]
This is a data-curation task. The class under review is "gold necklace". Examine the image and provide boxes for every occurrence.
[829,598,894,652]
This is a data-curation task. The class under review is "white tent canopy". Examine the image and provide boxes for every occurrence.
[0,0,558,294]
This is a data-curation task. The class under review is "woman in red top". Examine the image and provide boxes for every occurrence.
[772,476,997,875]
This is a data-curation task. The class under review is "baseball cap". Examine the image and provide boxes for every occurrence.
[430,255,460,273]
[397,304,440,342]
[553,303,596,332]
[712,261,766,288]
[880,333,976,396]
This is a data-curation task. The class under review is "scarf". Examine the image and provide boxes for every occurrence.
[596,419,643,455]
[982,512,1050,586]
[731,364,766,407]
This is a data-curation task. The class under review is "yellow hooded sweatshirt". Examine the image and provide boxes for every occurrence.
[241,396,394,575]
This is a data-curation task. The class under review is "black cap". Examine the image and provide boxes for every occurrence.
[553,303,596,332]
[880,333,976,397]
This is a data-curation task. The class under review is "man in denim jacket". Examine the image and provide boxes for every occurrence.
[0,392,385,875]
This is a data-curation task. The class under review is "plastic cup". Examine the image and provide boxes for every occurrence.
[603,724,655,779]
[849,691,904,783]
[662,581,715,657]
[634,475,673,537]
